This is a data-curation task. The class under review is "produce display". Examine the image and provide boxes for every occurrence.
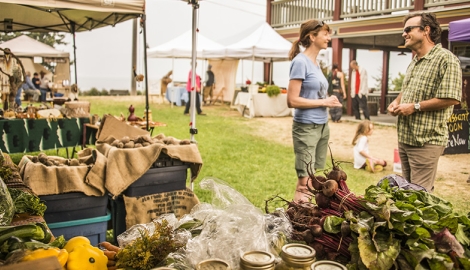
[109,134,191,148]
[282,153,470,269]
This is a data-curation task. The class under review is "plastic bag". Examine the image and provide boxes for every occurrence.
[377,174,427,192]
[168,177,292,269]
[0,177,15,225]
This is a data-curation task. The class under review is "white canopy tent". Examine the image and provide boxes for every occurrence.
[147,30,225,59]
[0,35,70,84]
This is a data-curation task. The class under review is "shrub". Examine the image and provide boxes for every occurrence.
[266,85,281,97]
[101,89,109,96]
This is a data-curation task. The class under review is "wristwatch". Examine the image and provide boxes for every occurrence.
[414,102,421,112]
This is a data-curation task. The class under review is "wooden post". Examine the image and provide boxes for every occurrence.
[347,50,357,116]
[380,50,390,114]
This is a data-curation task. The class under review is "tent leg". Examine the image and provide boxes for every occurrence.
[142,14,150,130]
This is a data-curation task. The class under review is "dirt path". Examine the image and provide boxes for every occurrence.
[247,116,470,206]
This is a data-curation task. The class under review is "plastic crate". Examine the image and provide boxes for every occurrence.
[40,192,108,223]
[123,165,188,197]
[48,211,111,246]
[110,163,188,242]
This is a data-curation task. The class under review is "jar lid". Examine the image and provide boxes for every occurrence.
[281,243,316,260]
[311,260,347,270]
[197,259,231,270]
[241,251,275,267]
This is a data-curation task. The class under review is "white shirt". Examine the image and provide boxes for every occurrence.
[353,135,369,169]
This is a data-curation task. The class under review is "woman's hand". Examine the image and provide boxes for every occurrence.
[324,95,343,107]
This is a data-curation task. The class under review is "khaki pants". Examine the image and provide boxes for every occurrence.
[398,142,444,192]
[203,85,213,102]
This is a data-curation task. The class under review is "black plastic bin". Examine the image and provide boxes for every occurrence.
[40,192,108,223]
[110,164,189,243]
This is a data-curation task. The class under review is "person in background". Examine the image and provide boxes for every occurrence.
[352,120,387,173]
[328,63,346,123]
[203,64,215,105]
[287,19,342,203]
[350,60,370,120]
[39,70,51,102]
[32,72,41,90]
[160,70,173,99]
[184,63,206,116]
[387,12,461,192]
[15,71,41,107]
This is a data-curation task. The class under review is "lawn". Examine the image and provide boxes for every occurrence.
[8,96,468,214]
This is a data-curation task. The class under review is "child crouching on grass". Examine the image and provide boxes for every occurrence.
[352,120,387,173]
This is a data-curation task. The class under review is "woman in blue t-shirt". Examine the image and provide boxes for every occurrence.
[287,19,343,203]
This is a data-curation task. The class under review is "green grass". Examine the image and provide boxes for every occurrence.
[8,96,468,215]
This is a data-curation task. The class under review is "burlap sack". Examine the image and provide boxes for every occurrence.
[96,137,203,197]
[18,149,106,196]
[123,188,199,229]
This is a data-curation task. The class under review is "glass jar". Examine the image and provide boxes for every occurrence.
[311,260,347,270]
[240,250,275,270]
[197,259,231,270]
[275,243,316,270]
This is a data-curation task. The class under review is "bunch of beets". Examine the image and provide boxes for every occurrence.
[285,153,367,263]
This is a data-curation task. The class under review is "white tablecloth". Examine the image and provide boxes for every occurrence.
[234,92,292,118]
[166,87,188,106]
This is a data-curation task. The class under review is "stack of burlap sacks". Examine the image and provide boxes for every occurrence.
[18,115,203,230]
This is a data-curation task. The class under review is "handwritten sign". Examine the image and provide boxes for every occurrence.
[444,109,470,155]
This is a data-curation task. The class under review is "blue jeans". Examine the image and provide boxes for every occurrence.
[40,88,49,102]
[15,87,23,107]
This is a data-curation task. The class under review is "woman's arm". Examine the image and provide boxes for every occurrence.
[287,79,342,109]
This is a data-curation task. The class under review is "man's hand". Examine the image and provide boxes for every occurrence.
[391,103,415,116]
[387,101,399,116]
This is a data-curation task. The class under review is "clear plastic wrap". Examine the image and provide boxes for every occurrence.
[168,177,292,269]
[0,177,15,225]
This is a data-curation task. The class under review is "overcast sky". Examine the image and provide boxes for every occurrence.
[56,0,410,91]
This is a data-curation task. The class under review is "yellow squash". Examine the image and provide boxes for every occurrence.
[21,247,68,267]
[64,236,91,253]
[66,244,108,270]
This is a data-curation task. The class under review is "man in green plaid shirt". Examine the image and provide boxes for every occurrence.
[387,12,462,192]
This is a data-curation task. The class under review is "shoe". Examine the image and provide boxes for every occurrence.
[337,120,342,123]
[184,113,189,116]
[198,112,207,116]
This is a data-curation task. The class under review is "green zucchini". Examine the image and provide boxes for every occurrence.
[0,224,44,245]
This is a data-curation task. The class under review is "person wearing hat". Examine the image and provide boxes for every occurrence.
[203,64,215,105]
[38,70,51,102]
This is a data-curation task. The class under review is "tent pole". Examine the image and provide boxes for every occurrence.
[71,22,78,86]
[251,55,255,84]
[269,59,273,85]
[189,0,199,142]
[142,14,150,130]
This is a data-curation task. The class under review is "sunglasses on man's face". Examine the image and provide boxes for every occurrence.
[403,25,423,34]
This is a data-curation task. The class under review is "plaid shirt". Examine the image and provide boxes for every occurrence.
[398,44,462,147]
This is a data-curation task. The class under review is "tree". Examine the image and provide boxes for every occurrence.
[391,72,405,91]
[372,66,391,91]
[0,32,68,72]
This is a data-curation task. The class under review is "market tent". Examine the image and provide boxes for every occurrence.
[147,30,225,59]
[0,0,144,33]
[224,22,292,61]
[449,18,470,42]
[0,35,70,83]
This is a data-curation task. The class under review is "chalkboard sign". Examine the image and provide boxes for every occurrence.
[444,109,470,155]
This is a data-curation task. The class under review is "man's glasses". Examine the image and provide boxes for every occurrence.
[403,25,423,34]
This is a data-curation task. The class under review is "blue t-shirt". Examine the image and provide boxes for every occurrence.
[289,53,328,124]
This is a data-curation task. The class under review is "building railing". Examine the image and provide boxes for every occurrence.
[271,0,465,28]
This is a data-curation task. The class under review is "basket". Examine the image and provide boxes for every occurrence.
[64,101,90,118]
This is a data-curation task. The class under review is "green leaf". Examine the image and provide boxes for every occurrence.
[455,224,470,246]
[427,253,454,270]
[428,214,459,233]
[357,227,400,270]
[457,257,470,270]
[323,216,345,234]
[400,248,436,269]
